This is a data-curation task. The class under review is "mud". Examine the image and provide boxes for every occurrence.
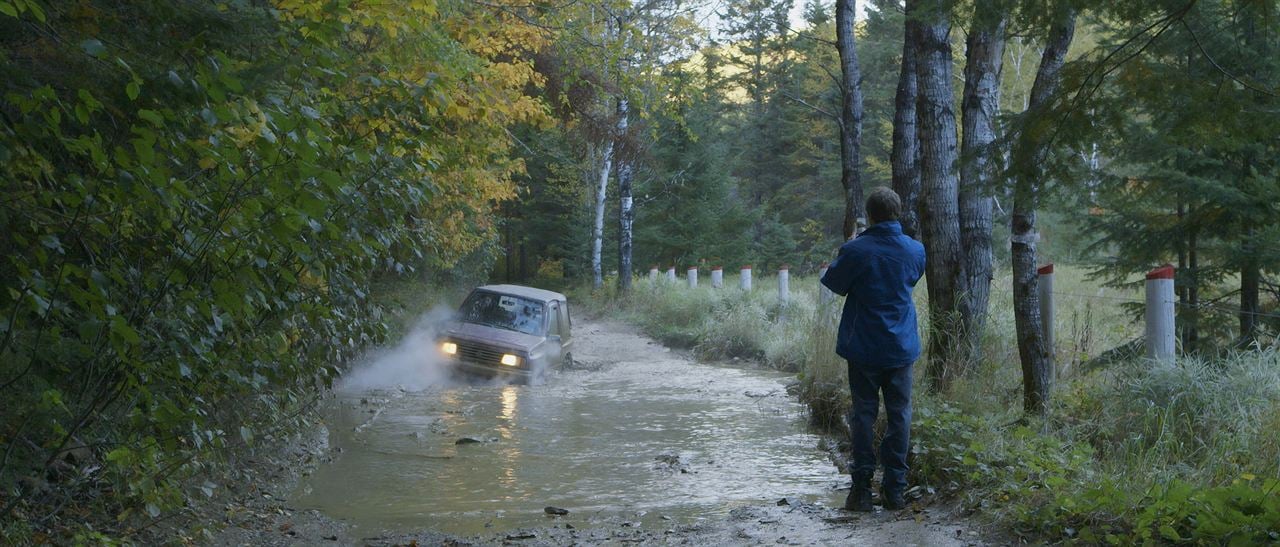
[207,319,986,546]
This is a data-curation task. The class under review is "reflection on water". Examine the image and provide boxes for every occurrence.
[296,356,841,536]
[500,385,518,422]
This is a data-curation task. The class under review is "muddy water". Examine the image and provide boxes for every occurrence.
[294,321,843,536]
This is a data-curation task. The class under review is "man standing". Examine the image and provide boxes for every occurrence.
[820,187,926,512]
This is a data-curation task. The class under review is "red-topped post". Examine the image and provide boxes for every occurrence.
[1145,264,1176,362]
[711,266,723,289]
[648,265,660,283]
[687,266,698,289]
[740,265,753,291]
[665,266,677,284]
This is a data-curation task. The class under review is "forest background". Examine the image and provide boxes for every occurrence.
[1,0,1277,542]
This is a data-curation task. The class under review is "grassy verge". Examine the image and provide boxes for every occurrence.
[574,266,1280,544]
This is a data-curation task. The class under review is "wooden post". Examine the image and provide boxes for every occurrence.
[687,267,698,289]
[819,263,835,306]
[666,266,677,283]
[649,265,659,283]
[711,266,723,289]
[1038,264,1055,365]
[740,265,752,291]
[1145,264,1176,362]
[778,265,790,305]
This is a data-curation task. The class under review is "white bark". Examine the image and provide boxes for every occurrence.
[591,142,614,289]
[617,97,634,292]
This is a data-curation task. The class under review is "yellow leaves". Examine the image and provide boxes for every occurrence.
[269,0,550,267]
[218,98,269,148]
[299,268,329,295]
[198,156,217,170]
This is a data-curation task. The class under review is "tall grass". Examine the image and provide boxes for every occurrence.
[572,273,822,370]
[575,264,1280,539]
[1058,348,1280,484]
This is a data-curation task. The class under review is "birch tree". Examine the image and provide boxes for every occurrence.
[616,96,635,291]
[591,140,614,289]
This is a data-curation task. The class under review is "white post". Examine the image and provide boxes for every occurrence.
[711,267,723,289]
[687,267,698,289]
[1038,264,1055,365]
[740,266,752,291]
[778,266,790,305]
[666,267,677,283]
[1145,264,1176,362]
[649,266,659,283]
[819,263,834,306]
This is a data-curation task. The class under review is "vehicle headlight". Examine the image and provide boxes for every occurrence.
[441,342,458,355]
[500,354,519,367]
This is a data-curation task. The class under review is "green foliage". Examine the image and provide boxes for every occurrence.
[1059,0,1280,348]
[0,0,541,538]
[910,400,1280,545]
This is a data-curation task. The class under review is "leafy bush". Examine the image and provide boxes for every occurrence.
[0,0,541,539]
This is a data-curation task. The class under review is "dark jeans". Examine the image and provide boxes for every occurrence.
[847,361,913,492]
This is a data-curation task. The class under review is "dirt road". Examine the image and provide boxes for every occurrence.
[209,319,984,546]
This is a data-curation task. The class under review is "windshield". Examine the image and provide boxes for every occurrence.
[458,291,546,336]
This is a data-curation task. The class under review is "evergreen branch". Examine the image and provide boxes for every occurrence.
[820,63,843,90]
[1039,1,1195,154]
[781,24,837,47]
[1180,19,1279,98]
[779,91,840,122]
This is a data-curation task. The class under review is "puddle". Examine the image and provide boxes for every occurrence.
[294,323,842,536]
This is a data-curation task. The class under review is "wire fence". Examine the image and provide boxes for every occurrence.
[1051,291,1280,321]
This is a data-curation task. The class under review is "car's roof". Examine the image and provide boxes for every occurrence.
[474,284,567,303]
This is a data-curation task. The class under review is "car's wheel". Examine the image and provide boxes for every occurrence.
[561,352,573,369]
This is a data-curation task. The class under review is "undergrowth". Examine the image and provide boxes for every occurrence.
[578,265,1280,544]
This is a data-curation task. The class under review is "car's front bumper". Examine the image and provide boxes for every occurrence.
[451,358,535,379]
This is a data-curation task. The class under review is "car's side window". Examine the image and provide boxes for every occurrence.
[547,304,561,336]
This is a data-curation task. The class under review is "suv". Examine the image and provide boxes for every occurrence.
[438,284,573,383]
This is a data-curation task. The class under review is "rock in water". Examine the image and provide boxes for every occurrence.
[544,506,570,516]
[455,437,483,445]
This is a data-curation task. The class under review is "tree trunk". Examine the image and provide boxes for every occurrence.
[1187,227,1198,351]
[836,0,865,239]
[591,142,614,290]
[1012,10,1074,415]
[616,97,635,292]
[505,217,514,282]
[1241,234,1260,343]
[958,2,1006,364]
[891,17,921,239]
[1238,6,1264,346]
[1176,201,1200,353]
[910,0,964,390]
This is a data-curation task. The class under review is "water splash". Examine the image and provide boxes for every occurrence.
[337,306,458,393]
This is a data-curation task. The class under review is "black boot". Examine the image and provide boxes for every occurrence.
[880,487,906,510]
[844,473,873,512]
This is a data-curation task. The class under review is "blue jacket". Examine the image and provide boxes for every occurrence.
[820,220,926,368]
